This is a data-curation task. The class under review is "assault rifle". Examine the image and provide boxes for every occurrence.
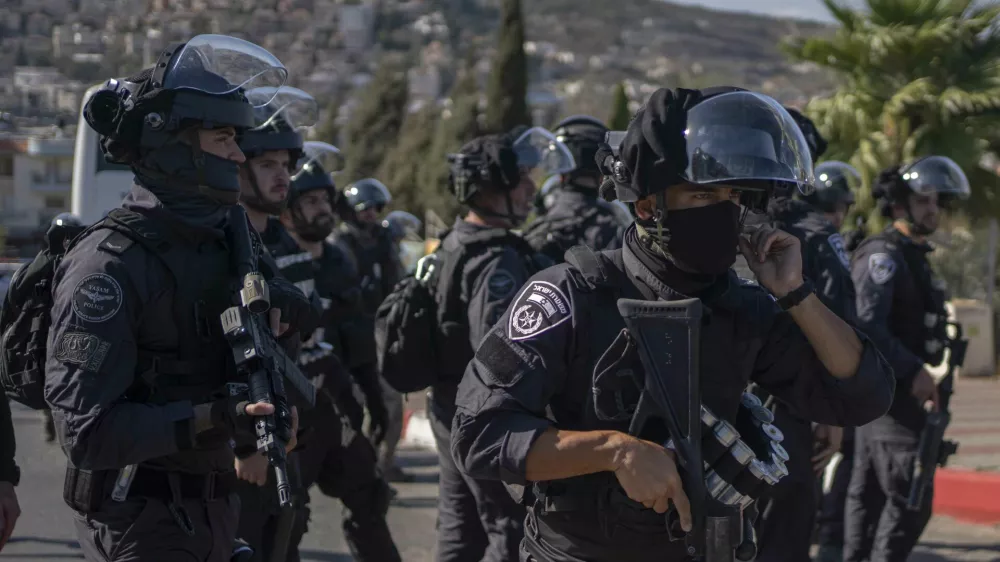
[907,321,968,511]
[618,298,788,562]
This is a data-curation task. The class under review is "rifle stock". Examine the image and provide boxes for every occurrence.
[907,321,967,511]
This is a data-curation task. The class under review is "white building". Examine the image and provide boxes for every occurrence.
[0,135,74,231]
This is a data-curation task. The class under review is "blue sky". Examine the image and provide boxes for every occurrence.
[666,0,865,23]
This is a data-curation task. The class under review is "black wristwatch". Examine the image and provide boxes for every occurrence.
[776,279,814,311]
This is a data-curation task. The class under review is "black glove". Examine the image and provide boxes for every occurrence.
[210,395,252,437]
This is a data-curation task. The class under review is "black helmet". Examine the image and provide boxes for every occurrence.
[239,87,317,214]
[382,210,422,242]
[804,161,859,212]
[286,142,343,241]
[344,178,392,213]
[874,155,970,216]
[51,212,83,228]
[83,34,287,204]
[554,114,608,178]
[597,87,815,213]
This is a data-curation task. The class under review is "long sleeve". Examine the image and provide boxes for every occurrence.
[45,236,195,470]
[0,394,17,483]
[453,267,577,484]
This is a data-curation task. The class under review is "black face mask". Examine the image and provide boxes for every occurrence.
[638,201,741,275]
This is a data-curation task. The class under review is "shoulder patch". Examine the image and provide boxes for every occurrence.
[487,269,517,300]
[53,332,111,371]
[97,230,135,256]
[508,280,572,341]
[828,233,851,269]
[868,253,896,285]
[72,273,123,323]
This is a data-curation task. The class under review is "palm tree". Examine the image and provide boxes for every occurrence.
[784,0,1000,225]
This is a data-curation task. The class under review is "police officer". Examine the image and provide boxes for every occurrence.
[522,116,623,263]
[277,147,402,561]
[844,156,970,562]
[451,87,895,562]
[231,88,345,562]
[532,176,561,218]
[804,160,863,562]
[334,178,407,479]
[45,36,315,561]
[423,128,568,562]
[383,210,422,244]
[752,110,857,562]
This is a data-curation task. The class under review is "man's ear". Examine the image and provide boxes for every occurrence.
[634,195,656,220]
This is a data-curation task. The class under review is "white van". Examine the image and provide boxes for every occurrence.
[71,84,134,225]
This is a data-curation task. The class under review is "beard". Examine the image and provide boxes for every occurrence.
[295,213,335,242]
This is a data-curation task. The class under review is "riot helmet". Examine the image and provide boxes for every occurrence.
[449,127,574,227]
[874,155,970,235]
[595,87,815,274]
[47,212,85,251]
[286,141,342,241]
[239,86,318,214]
[554,114,608,189]
[805,161,859,213]
[344,178,392,217]
[382,211,422,243]
[51,212,83,228]
[83,34,287,205]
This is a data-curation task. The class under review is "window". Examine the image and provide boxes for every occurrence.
[0,156,12,177]
[44,196,65,209]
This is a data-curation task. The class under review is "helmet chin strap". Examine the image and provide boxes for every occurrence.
[241,165,288,215]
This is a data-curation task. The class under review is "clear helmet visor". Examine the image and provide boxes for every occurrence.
[610,200,633,227]
[292,141,342,182]
[541,175,561,196]
[682,91,815,195]
[900,156,970,199]
[513,127,577,180]
[162,34,287,107]
[246,86,319,130]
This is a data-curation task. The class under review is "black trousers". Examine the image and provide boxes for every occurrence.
[843,426,932,562]
[429,401,525,562]
[817,427,855,548]
[75,494,239,562]
[236,403,401,562]
[754,405,817,562]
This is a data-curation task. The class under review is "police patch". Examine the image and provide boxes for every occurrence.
[53,332,111,371]
[508,281,571,341]
[71,273,123,323]
[868,253,896,285]
[828,233,851,269]
[487,270,517,300]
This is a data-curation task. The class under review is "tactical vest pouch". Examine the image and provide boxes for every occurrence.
[63,466,110,514]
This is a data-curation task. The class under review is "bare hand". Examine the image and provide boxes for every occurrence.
[269,308,290,338]
[235,453,269,486]
[0,481,20,551]
[911,369,939,411]
[738,226,804,298]
[811,424,843,474]
[613,436,692,532]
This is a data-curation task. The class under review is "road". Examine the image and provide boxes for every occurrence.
[4,404,1000,561]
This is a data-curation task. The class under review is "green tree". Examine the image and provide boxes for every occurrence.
[378,105,441,218]
[312,96,345,147]
[420,55,482,221]
[608,82,631,130]
[342,59,410,181]
[784,0,1000,226]
[484,0,530,133]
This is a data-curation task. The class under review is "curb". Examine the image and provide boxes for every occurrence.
[934,468,1000,525]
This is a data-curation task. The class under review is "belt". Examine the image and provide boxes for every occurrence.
[119,468,237,501]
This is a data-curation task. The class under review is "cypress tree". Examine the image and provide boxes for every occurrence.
[608,82,631,130]
[342,59,410,181]
[484,0,530,134]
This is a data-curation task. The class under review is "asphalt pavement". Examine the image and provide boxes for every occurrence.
[4,403,999,561]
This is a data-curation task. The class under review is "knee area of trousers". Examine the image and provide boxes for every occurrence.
[346,480,392,520]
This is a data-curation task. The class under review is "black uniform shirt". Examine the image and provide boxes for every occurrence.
[852,227,949,441]
[452,234,894,560]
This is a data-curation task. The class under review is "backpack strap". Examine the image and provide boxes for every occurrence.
[566,245,611,289]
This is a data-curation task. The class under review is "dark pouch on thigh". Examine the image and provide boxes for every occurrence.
[64,467,109,513]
